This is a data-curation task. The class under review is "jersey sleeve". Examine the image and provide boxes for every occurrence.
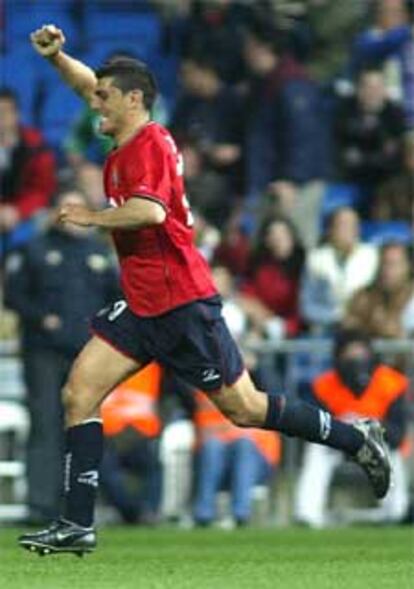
[125,137,171,209]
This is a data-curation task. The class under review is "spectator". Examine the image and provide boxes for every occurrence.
[211,264,246,342]
[170,55,242,189]
[351,0,414,127]
[373,130,414,223]
[240,215,305,341]
[300,0,365,82]
[344,242,414,338]
[335,69,405,215]
[4,188,118,523]
[301,207,378,333]
[181,139,231,228]
[0,88,56,252]
[242,19,328,205]
[100,363,163,525]
[294,329,410,527]
[193,389,280,527]
[163,0,251,84]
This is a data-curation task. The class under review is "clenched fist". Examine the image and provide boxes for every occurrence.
[30,24,65,57]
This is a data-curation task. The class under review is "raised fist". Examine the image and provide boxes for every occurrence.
[30,24,65,57]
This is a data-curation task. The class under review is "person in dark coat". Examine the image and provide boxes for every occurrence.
[4,188,119,523]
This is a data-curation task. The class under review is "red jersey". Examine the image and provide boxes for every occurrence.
[103,122,217,316]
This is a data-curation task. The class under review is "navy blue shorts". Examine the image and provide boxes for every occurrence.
[91,296,244,392]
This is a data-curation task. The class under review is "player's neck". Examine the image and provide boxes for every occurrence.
[114,112,151,147]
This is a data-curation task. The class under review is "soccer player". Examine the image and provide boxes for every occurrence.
[20,25,391,556]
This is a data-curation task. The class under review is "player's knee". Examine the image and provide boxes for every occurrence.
[62,367,98,425]
[218,392,262,428]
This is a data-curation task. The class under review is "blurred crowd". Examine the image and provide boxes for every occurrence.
[0,0,413,528]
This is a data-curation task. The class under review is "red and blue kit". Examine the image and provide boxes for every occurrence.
[103,122,217,316]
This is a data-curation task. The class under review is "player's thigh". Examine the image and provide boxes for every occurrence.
[208,370,267,428]
[64,335,144,418]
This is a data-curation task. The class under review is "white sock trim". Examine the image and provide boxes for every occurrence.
[79,418,103,426]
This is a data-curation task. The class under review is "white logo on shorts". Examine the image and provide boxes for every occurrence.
[108,300,128,321]
[202,368,221,383]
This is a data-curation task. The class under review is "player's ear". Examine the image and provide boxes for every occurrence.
[129,89,144,109]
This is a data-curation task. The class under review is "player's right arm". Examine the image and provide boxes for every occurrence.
[30,24,97,104]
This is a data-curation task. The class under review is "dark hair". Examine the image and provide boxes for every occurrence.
[333,329,373,359]
[245,16,284,54]
[0,87,18,107]
[249,214,305,278]
[95,57,158,111]
[378,241,413,278]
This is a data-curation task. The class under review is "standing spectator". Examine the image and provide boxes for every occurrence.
[100,363,163,525]
[294,329,410,527]
[242,19,328,205]
[335,69,405,215]
[0,88,56,252]
[373,130,414,223]
[193,389,280,527]
[351,0,414,127]
[240,216,305,341]
[301,207,378,333]
[181,139,231,228]
[163,0,251,84]
[171,55,242,189]
[344,242,414,338]
[4,188,118,523]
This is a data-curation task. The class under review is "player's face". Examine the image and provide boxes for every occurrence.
[91,77,129,137]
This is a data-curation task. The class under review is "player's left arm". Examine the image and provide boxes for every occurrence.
[58,197,166,230]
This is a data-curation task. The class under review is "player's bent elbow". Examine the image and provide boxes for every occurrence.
[151,206,166,225]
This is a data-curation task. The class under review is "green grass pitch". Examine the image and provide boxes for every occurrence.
[1,526,413,589]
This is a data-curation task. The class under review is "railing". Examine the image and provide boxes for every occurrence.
[0,337,412,524]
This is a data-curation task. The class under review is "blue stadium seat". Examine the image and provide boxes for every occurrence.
[3,0,80,54]
[39,84,83,152]
[83,3,161,57]
[361,221,413,245]
[321,183,363,218]
[0,52,39,125]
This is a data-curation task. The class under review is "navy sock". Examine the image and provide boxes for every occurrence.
[264,394,364,456]
[62,420,103,527]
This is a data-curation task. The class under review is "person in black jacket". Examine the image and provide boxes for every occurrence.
[4,187,119,523]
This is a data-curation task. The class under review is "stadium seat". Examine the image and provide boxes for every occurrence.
[320,183,363,218]
[0,52,39,125]
[361,221,413,245]
[3,0,80,54]
[39,84,83,152]
[82,3,161,58]
[0,401,29,521]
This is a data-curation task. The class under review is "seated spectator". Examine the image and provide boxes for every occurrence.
[193,389,280,527]
[170,55,242,189]
[100,363,163,525]
[239,216,305,341]
[212,213,251,278]
[344,242,414,338]
[0,88,56,252]
[294,329,410,527]
[181,139,231,228]
[351,0,414,127]
[211,264,246,342]
[335,69,405,216]
[4,187,118,523]
[373,130,414,223]
[242,19,328,204]
[301,207,378,333]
